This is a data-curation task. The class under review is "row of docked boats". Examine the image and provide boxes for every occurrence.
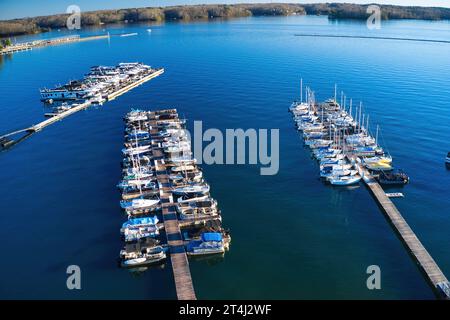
[149,109,231,256]
[40,62,160,103]
[119,111,165,268]
[118,109,230,269]
[290,83,409,186]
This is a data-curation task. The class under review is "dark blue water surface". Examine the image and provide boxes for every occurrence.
[0,16,449,299]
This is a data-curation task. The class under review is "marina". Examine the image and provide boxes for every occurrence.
[119,109,231,300]
[0,14,449,300]
[289,83,450,299]
[0,63,164,149]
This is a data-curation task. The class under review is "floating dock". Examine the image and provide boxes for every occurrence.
[0,34,109,56]
[154,159,197,300]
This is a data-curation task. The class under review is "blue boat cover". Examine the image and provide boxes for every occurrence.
[122,216,158,228]
[186,240,203,251]
[201,232,222,242]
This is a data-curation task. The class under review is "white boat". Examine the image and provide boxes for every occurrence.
[118,178,154,189]
[172,184,210,195]
[329,175,362,186]
[326,169,358,180]
[122,145,151,156]
[169,157,197,165]
[177,195,209,204]
[320,169,351,178]
[121,250,166,267]
[169,171,203,182]
[289,101,309,112]
[120,198,160,211]
[171,165,196,173]
[320,163,352,171]
[446,152,450,164]
[186,232,225,256]
[165,145,190,153]
[364,156,393,164]
[40,83,89,101]
[162,141,190,148]
[123,226,159,242]
[123,172,153,180]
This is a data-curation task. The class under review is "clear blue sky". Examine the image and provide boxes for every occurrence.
[1,1,450,20]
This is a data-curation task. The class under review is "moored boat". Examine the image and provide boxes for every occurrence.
[186,232,225,256]
[329,175,362,186]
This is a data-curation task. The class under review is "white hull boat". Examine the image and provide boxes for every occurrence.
[329,175,362,186]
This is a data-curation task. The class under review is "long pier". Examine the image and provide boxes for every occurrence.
[0,68,164,147]
[355,159,450,299]
[148,111,197,300]
[0,34,109,56]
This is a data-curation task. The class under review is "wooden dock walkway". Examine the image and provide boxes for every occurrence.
[356,160,450,299]
[150,115,197,300]
[0,34,109,56]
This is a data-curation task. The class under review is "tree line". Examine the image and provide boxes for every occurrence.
[1,3,449,38]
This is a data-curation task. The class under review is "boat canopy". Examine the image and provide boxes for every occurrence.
[201,232,222,242]
[186,240,203,251]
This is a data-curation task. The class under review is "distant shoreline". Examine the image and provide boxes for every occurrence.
[294,34,450,44]
[1,3,450,38]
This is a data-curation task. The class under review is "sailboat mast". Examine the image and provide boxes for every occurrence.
[349,98,352,118]
[376,125,379,146]
[334,84,337,103]
[134,124,142,194]
[358,102,362,134]
[362,114,365,133]
[300,78,303,103]
[366,115,369,135]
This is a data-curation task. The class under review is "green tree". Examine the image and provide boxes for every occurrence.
[4,38,12,47]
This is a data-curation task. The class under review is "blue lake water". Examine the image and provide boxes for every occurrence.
[0,16,449,299]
